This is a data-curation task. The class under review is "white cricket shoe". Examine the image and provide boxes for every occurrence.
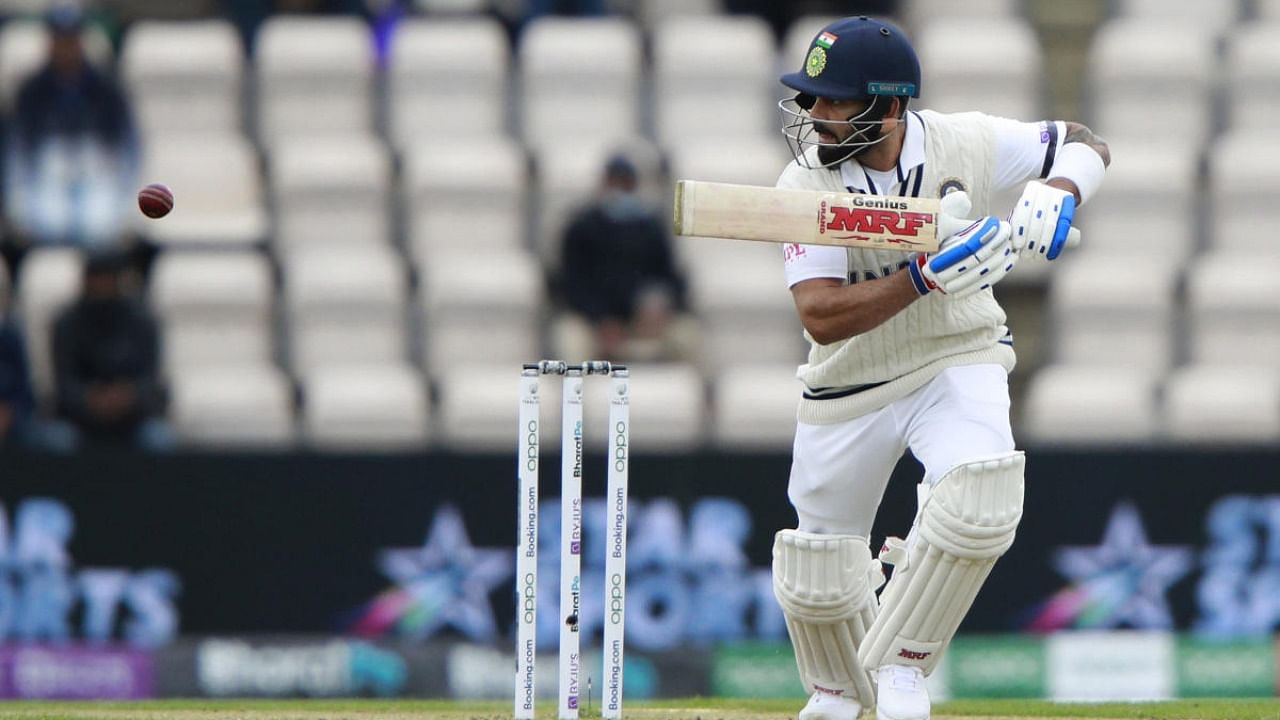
[876,665,930,720]
[797,689,862,720]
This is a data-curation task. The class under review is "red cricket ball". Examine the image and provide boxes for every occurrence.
[138,183,174,219]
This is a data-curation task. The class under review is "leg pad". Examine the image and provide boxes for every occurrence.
[773,530,880,708]
[859,452,1025,675]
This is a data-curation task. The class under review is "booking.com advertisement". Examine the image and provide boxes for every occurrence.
[0,449,1277,698]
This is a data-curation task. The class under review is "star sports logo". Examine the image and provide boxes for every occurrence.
[1026,502,1192,632]
[349,505,512,641]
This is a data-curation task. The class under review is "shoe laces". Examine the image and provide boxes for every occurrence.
[885,664,924,690]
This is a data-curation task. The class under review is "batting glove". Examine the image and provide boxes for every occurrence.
[1009,181,1076,261]
[907,215,1018,297]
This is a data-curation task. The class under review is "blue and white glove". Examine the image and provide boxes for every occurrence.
[907,192,1018,297]
[1009,181,1077,261]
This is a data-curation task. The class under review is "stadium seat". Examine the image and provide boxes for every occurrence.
[0,16,45,84]
[0,19,111,111]
[0,0,52,15]
[434,363,524,450]
[302,362,429,450]
[414,0,487,11]
[1112,0,1240,37]
[905,0,1020,28]
[270,134,392,254]
[1259,0,1280,19]
[1087,19,1214,143]
[782,16,840,76]
[386,17,509,151]
[652,15,777,144]
[140,133,269,247]
[711,364,800,450]
[403,137,527,264]
[436,361,704,451]
[418,250,543,374]
[666,135,792,265]
[170,364,296,447]
[149,250,275,373]
[1074,137,1199,261]
[284,246,409,376]
[635,0,721,31]
[684,237,806,370]
[581,362,705,451]
[255,16,374,144]
[1226,23,1280,132]
[666,136,790,190]
[15,247,82,404]
[1021,364,1159,444]
[120,20,244,136]
[1163,364,1280,443]
[1047,253,1179,372]
[519,17,642,150]
[1208,130,1280,253]
[1184,250,1280,364]
[917,17,1043,120]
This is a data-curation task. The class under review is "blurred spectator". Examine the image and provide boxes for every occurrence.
[556,153,697,364]
[52,250,171,450]
[3,4,139,255]
[0,314,36,448]
[0,308,76,452]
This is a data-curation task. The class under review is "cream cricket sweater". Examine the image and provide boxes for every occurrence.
[778,110,1017,424]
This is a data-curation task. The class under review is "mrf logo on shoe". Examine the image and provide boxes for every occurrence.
[897,648,931,661]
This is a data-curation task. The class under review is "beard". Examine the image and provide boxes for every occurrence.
[817,143,860,167]
[815,123,881,167]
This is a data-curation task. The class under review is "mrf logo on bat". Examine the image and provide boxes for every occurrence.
[818,195,933,247]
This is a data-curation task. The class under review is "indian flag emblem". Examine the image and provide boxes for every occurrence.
[805,46,827,77]
[815,31,838,49]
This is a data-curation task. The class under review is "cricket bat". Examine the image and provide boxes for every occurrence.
[672,179,1078,252]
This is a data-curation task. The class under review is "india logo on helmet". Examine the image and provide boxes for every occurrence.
[805,46,827,77]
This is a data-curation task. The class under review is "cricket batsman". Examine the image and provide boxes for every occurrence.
[768,16,1110,720]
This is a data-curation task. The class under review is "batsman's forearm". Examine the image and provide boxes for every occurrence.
[794,272,920,345]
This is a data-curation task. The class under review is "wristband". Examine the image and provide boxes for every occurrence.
[1048,142,1106,205]
[907,255,937,296]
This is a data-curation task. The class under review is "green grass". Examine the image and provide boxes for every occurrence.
[939,698,1280,719]
[0,698,1276,720]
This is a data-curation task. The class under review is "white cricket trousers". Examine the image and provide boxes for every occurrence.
[788,363,1015,537]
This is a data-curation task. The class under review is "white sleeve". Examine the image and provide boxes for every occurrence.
[989,117,1065,193]
[783,242,848,288]
[776,161,849,288]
